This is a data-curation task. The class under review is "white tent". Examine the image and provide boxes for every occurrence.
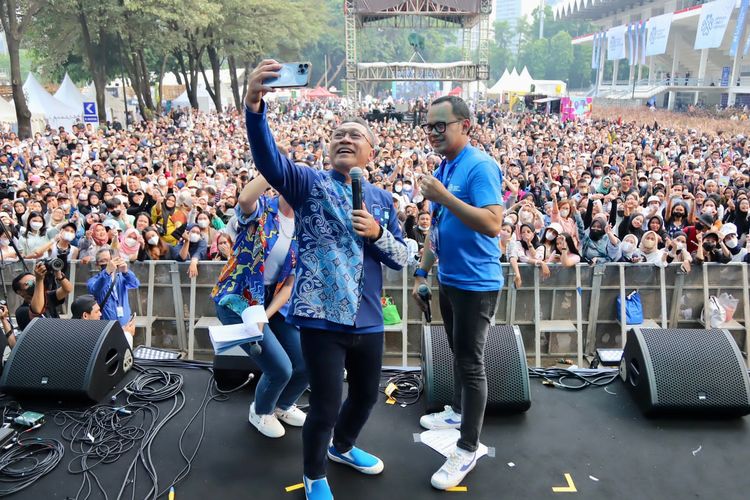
[54,73,85,113]
[518,67,534,92]
[82,83,127,124]
[23,73,82,131]
[487,69,510,96]
[533,80,567,96]
[171,82,224,112]
[0,97,16,124]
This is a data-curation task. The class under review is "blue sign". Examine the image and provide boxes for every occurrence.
[83,101,98,123]
[721,66,731,86]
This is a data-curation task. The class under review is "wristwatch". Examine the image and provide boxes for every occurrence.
[414,268,429,278]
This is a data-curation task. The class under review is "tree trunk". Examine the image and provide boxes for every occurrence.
[157,54,168,115]
[206,43,222,111]
[227,54,241,110]
[138,52,155,112]
[242,60,251,100]
[77,6,108,123]
[5,33,30,137]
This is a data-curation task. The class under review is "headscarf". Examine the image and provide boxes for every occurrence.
[596,175,612,195]
[119,228,141,259]
[90,223,109,246]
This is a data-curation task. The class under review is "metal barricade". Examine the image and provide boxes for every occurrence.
[0,261,747,367]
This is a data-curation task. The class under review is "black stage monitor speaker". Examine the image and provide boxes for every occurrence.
[213,344,260,389]
[621,327,750,417]
[0,318,134,402]
[422,324,530,413]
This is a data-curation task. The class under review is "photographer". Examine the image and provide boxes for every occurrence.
[87,248,140,326]
[11,260,73,331]
[0,302,16,349]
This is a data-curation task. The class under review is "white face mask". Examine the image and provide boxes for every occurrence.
[593,169,602,177]
[62,231,76,242]
[559,209,570,218]
[652,173,662,181]
[545,232,556,241]
[621,242,635,254]
[519,212,533,224]
[125,237,138,247]
[197,220,209,229]
[158,179,167,186]
[148,236,159,246]
[642,238,656,250]
[726,237,738,249]
[418,224,430,232]
[30,221,43,231]
[60,204,70,211]
[189,233,201,243]
[703,207,716,215]
[675,242,684,251]
[0,237,8,246]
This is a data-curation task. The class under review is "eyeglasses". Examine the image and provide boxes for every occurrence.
[332,129,372,147]
[420,120,462,134]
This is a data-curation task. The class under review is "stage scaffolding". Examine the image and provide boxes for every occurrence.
[344,0,492,103]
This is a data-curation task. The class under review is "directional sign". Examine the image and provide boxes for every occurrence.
[83,102,98,123]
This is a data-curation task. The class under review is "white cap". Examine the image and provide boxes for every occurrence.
[720,223,738,238]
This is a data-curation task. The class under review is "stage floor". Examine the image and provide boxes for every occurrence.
[24,365,750,499]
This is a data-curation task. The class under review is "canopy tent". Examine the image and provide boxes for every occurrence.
[54,73,85,113]
[487,67,567,97]
[518,67,534,91]
[82,83,127,124]
[305,86,337,99]
[0,97,17,124]
[23,73,82,131]
[447,86,462,96]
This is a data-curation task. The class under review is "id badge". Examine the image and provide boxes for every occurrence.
[116,306,125,318]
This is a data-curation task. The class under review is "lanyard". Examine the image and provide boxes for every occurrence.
[432,159,459,225]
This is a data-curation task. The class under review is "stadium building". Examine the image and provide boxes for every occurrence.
[554,0,750,110]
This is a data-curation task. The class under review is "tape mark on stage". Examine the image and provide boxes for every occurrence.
[285,483,304,492]
[552,473,577,493]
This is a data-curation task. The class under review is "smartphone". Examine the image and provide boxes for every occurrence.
[129,312,137,322]
[263,62,312,88]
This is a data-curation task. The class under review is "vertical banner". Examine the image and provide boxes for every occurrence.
[633,23,640,66]
[591,33,598,69]
[646,13,673,56]
[731,0,749,56]
[721,66,731,86]
[607,25,627,61]
[744,29,750,55]
[694,0,736,50]
[640,21,648,64]
[627,24,635,65]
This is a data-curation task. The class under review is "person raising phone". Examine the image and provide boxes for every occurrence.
[244,60,407,500]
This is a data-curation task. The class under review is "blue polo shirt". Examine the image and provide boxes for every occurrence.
[434,144,503,291]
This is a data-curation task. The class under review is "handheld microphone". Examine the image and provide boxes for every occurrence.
[248,342,262,356]
[350,167,363,211]
[417,284,432,323]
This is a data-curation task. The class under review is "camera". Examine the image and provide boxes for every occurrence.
[41,258,64,273]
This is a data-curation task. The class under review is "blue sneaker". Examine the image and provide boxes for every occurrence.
[327,444,384,475]
[303,476,333,500]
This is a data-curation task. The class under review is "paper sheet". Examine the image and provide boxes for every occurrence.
[241,305,268,325]
[208,321,264,354]
[419,429,489,460]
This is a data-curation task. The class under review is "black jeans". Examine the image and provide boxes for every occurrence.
[438,283,499,453]
[300,328,384,479]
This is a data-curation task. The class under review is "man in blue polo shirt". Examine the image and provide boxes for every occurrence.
[244,60,407,500]
[412,95,504,490]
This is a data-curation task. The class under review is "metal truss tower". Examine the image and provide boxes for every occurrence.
[344,0,492,102]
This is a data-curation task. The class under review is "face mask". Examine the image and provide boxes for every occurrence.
[589,228,604,240]
[642,239,656,250]
[197,220,209,229]
[189,233,201,243]
[124,237,137,247]
[148,236,159,246]
[176,182,185,189]
[594,169,602,177]
[62,232,75,242]
[726,237,738,249]
[652,173,662,181]
[519,212,533,224]
[394,185,402,193]
[703,207,715,215]
[111,210,121,218]
[90,207,99,214]
[158,179,167,186]
[545,232,556,241]
[0,237,8,246]
[639,182,648,188]
[673,211,684,218]
[24,281,35,297]
[60,204,70,211]
[30,221,43,231]
[621,242,635,254]
[418,224,430,232]
[403,184,413,192]
[559,209,570,218]
[703,242,716,252]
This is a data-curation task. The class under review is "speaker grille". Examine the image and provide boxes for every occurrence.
[639,328,750,410]
[424,325,530,412]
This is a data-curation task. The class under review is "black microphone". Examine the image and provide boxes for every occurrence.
[417,284,432,323]
[350,167,363,211]
[248,342,262,356]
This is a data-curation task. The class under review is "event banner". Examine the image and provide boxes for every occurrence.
[694,0,736,50]
[730,0,749,56]
[607,25,627,60]
[646,13,673,56]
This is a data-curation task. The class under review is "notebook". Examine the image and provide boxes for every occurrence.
[208,306,267,354]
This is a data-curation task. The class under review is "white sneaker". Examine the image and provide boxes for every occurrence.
[249,402,285,438]
[430,447,478,490]
[420,405,462,430]
[275,405,307,427]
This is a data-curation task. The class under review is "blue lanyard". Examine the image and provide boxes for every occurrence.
[432,160,459,224]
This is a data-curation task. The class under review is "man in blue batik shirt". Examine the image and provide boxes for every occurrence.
[412,95,504,491]
[244,60,407,500]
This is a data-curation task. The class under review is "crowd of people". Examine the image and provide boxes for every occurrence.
[0,98,747,287]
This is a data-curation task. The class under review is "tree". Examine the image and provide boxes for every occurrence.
[0,0,47,138]
[546,31,573,80]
